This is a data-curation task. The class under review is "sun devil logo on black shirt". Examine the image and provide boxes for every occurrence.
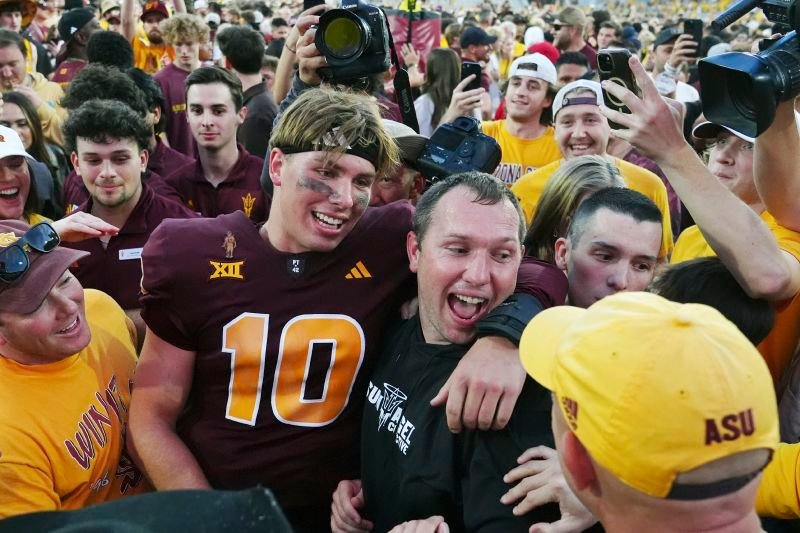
[367,381,416,454]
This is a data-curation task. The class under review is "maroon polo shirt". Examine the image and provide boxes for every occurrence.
[62,183,197,310]
[51,58,87,87]
[154,63,197,159]
[63,169,182,214]
[165,144,269,223]
[149,136,195,178]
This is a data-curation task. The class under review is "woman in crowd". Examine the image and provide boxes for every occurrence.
[414,47,461,137]
[1,91,69,200]
[524,155,625,263]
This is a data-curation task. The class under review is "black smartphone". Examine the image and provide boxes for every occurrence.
[597,48,640,129]
[461,61,482,91]
[303,0,325,11]
[683,19,703,58]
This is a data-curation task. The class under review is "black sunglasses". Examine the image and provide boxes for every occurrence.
[0,222,60,284]
[553,24,563,31]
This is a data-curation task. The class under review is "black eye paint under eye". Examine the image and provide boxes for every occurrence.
[298,175,337,197]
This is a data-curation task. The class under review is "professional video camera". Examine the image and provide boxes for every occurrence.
[315,0,392,82]
[416,116,502,181]
[699,0,800,137]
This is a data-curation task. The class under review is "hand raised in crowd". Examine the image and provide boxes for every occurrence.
[400,43,424,88]
[331,479,373,533]
[388,516,449,533]
[600,55,687,160]
[51,211,119,243]
[440,75,486,125]
[296,24,327,87]
[431,336,525,432]
[286,3,326,59]
[667,34,698,68]
[501,446,597,533]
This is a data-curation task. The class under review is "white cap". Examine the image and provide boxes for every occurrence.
[524,26,544,48]
[193,0,207,9]
[204,12,220,25]
[692,121,755,144]
[551,79,605,118]
[0,126,31,160]
[508,53,556,86]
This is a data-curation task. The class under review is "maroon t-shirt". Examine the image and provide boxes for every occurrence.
[63,169,181,214]
[139,204,416,531]
[165,145,269,223]
[579,42,598,71]
[149,135,195,178]
[154,63,197,159]
[62,183,196,309]
[51,58,87,87]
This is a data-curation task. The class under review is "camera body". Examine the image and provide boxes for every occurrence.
[700,0,800,136]
[315,0,392,82]
[416,116,502,181]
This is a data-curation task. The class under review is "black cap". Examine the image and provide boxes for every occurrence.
[654,26,682,48]
[460,26,497,48]
[58,7,94,41]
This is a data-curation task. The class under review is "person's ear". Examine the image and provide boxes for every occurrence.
[69,152,80,176]
[561,431,599,494]
[407,231,421,273]
[408,172,425,203]
[268,147,286,187]
[554,237,569,272]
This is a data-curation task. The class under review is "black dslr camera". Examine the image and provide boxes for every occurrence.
[700,0,800,137]
[416,116,502,181]
[315,0,392,82]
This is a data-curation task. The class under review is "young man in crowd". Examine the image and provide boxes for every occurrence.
[60,64,184,210]
[0,0,51,76]
[122,0,182,74]
[555,51,590,85]
[551,6,597,70]
[369,120,426,207]
[60,99,194,343]
[649,27,700,103]
[596,20,621,50]
[0,28,64,145]
[512,79,673,258]
[446,54,561,186]
[521,291,778,532]
[459,25,494,92]
[129,87,536,532]
[164,66,267,222]
[0,219,147,517]
[332,172,567,532]
[601,56,800,383]
[217,24,277,159]
[51,7,99,87]
[154,13,208,158]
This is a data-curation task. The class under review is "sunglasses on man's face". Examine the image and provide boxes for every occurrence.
[0,222,60,284]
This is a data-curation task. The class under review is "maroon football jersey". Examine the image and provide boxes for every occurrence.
[140,203,415,531]
[63,184,196,309]
[164,146,269,223]
[51,58,87,87]
[153,63,196,159]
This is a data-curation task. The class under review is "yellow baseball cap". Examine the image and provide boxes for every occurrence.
[520,292,778,499]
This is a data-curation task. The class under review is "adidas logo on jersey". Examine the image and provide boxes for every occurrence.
[345,261,371,279]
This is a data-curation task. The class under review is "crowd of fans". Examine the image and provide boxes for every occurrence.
[1,0,800,531]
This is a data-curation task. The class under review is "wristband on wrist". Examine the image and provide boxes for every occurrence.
[475,293,544,347]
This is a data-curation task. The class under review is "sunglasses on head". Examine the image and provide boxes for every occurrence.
[0,222,60,284]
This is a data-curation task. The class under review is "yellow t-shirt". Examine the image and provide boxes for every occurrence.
[0,290,148,518]
[672,211,800,384]
[25,212,49,225]
[757,442,800,518]
[480,121,561,187]
[132,30,174,75]
[511,157,674,257]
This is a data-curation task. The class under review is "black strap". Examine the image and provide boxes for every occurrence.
[382,6,420,133]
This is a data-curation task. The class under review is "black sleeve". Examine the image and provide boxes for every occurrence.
[33,39,52,77]
[459,382,559,532]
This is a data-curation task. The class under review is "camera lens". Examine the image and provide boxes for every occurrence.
[598,54,612,71]
[323,17,363,59]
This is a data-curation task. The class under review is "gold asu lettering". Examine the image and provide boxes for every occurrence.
[209,260,245,280]
[704,409,755,445]
[172,103,186,112]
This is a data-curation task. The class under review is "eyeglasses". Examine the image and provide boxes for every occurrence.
[0,222,60,284]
